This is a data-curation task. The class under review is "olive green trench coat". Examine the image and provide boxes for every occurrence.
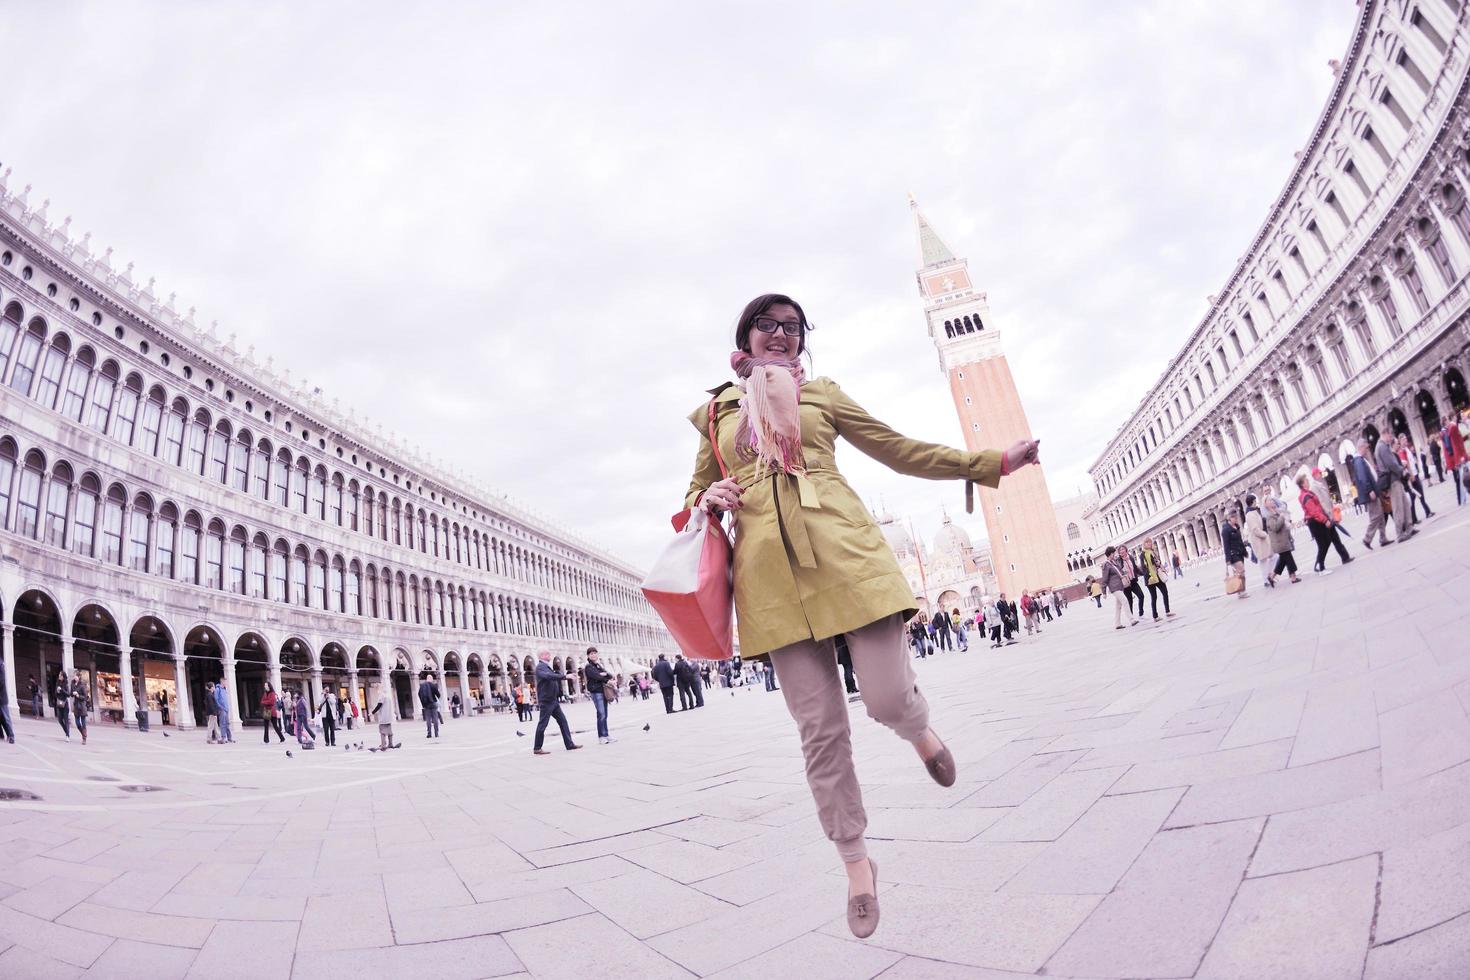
[684,377,1002,658]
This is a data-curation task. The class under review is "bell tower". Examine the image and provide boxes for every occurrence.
[910,196,1069,596]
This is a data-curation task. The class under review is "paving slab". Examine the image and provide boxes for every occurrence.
[1195,854,1377,979]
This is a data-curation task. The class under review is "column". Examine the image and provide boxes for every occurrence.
[60,636,75,677]
[479,665,490,707]
[347,667,359,714]
[269,654,283,701]
[222,657,239,738]
[309,666,324,714]
[379,666,393,720]
[121,648,139,727]
[458,662,470,712]
[172,654,194,730]
[1,624,18,718]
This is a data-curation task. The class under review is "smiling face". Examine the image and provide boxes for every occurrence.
[749,303,802,359]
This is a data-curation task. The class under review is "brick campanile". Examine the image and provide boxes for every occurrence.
[910,197,1069,596]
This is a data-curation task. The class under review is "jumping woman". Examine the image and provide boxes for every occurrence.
[682,293,1040,938]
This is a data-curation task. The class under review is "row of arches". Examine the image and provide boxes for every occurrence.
[1099,364,1468,544]
[0,295,645,614]
[942,314,984,338]
[1,587,660,730]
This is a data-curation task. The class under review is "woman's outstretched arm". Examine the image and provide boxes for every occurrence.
[828,380,1005,487]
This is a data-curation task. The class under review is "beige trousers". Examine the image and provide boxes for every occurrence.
[770,614,929,863]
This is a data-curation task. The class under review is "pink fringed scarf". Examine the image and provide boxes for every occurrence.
[730,351,806,475]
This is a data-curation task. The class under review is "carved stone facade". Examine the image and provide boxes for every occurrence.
[0,172,672,729]
[1089,0,1470,563]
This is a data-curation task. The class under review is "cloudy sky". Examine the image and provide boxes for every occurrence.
[4,0,1352,568]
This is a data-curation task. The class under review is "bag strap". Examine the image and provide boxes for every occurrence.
[707,397,729,481]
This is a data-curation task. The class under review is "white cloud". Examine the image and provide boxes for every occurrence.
[0,0,1351,566]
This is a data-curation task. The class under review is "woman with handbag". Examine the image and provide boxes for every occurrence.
[683,293,1039,938]
[1263,497,1301,585]
[260,683,286,744]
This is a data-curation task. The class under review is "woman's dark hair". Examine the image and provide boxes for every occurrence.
[1105,545,1116,556]
[734,293,812,355]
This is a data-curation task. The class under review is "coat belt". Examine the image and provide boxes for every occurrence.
[768,469,822,569]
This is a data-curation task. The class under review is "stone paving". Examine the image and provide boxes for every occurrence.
[0,487,1468,979]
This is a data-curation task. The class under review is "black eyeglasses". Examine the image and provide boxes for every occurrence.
[752,316,803,337]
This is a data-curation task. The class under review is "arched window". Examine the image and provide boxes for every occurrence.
[156,501,177,577]
[404,505,415,549]
[209,420,231,484]
[418,510,428,553]
[410,575,422,623]
[43,462,72,547]
[34,333,69,409]
[15,450,44,538]
[431,516,441,558]
[393,499,403,546]
[436,583,447,627]
[330,473,344,525]
[180,512,202,583]
[347,560,362,615]
[114,373,143,445]
[253,439,271,498]
[454,525,463,564]
[310,465,326,520]
[9,319,46,394]
[231,430,251,492]
[271,539,289,600]
[73,473,99,556]
[311,550,328,608]
[186,409,211,475]
[346,480,360,531]
[361,484,373,535]
[274,449,291,506]
[0,439,15,529]
[62,347,94,422]
[138,387,165,456]
[228,526,247,594]
[0,302,22,378]
[944,321,954,338]
[204,518,225,589]
[127,494,150,570]
[366,563,379,617]
[330,555,345,613]
[1066,522,1081,541]
[88,360,119,433]
[163,397,188,464]
[102,485,127,565]
[292,457,308,513]
[292,545,309,605]
[396,572,408,622]
[250,533,268,598]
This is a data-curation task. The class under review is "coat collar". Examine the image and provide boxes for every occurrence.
[706,381,743,403]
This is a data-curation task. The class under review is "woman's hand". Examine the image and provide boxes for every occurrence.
[700,477,744,513]
[1005,439,1041,473]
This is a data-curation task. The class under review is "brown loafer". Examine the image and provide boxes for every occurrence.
[847,858,879,939]
[533,749,551,755]
[924,739,956,788]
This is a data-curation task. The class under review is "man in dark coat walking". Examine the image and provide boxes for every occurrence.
[417,671,441,739]
[532,651,581,755]
[652,654,677,714]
